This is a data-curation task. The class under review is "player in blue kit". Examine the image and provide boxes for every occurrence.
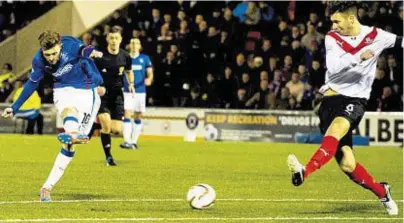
[120,38,153,149]
[2,30,104,202]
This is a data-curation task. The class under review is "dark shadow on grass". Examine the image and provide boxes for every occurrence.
[299,203,380,215]
[63,193,114,200]
[89,160,135,166]
[88,207,112,213]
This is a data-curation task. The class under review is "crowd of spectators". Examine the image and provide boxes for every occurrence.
[1,1,403,112]
[0,1,57,42]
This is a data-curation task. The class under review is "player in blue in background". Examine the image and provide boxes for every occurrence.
[2,30,105,202]
[120,38,153,149]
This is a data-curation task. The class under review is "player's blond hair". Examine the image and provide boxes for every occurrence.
[38,30,61,50]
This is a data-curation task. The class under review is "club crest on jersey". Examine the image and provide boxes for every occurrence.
[365,37,373,44]
[53,63,73,77]
[119,66,124,75]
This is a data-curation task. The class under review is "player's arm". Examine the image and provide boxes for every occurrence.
[145,68,153,86]
[325,35,359,75]
[125,70,134,86]
[80,45,103,58]
[2,65,43,117]
[145,56,154,86]
[125,53,135,93]
[80,58,104,87]
[376,28,403,49]
[63,36,102,59]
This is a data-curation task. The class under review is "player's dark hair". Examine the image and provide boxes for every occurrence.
[38,30,61,50]
[109,26,123,35]
[329,1,358,16]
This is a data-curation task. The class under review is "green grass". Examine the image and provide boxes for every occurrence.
[0,134,402,222]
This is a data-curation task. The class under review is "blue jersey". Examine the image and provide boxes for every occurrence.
[11,36,103,113]
[30,36,103,89]
[123,53,152,93]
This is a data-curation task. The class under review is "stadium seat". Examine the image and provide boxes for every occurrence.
[244,40,256,52]
[247,31,261,40]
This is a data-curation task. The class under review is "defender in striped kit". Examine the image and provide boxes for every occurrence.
[287,2,402,215]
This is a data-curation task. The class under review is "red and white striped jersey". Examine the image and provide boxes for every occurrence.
[320,25,397,99]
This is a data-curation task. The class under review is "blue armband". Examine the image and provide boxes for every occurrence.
[11,79,39,113]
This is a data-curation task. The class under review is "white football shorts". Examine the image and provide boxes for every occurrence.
[124,92,146,113]
[53,87,101,135]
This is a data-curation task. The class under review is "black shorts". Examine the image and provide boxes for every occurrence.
[98,89,124,120]
[318,95,367,158]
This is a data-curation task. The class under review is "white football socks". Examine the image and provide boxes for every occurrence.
[123,118,132,143]
[131,119,142,144]
[42,148,75,190]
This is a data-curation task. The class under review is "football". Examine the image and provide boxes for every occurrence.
[204,124,219,141]
[186,183,216,209]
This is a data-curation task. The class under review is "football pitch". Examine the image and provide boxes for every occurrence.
[0,134,402,222]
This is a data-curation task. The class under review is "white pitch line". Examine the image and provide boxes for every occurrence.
[0,198,403,205]
[0,217,403,222]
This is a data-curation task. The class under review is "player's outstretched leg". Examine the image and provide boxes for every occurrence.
[337,146,398,215]
[348,166,398,215]
[344,163,398,215]
[379,182,398,215]
[287,134,339,186]
[40,145,75,202]
[287,154,305,186]
[346,165,398,215]
[288,117,349,186]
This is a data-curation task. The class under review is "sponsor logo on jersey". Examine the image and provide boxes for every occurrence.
[53,63,73,77]
[60,52,69,63]
[132,64,143,71]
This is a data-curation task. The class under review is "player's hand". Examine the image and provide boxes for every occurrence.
[145,78,153,86]
[97,86,106,96]
[129,85,136,95]
[2,107,14,118]
[90,50,103,59]
[360,50,374,61]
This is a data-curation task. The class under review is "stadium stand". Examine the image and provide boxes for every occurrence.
[2,1,403,111]
[0,1,57,43]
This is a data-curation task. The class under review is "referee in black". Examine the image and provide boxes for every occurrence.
[91,26,134,166]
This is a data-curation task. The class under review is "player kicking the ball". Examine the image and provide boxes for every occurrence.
[287,2,401,215]
[120,38,153,149]
[2,30,104,202]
